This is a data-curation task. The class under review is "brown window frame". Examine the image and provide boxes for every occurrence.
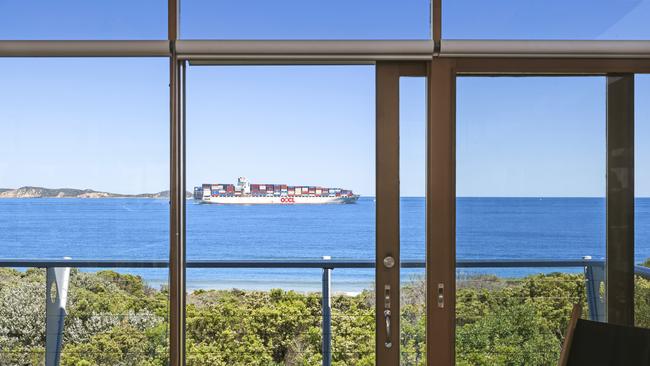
[428,58,642,365]
[0,0,646,363]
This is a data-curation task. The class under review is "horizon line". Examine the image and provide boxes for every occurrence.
[5,187,650,199]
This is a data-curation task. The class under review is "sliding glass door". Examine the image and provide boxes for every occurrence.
[175,61,427,366]
[455,76,607,365]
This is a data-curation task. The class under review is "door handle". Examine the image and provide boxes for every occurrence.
[382,259,395,349]
[384,309,392,348]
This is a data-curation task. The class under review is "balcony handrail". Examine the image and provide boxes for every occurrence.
[3,257,649,280]
[636,264,650,279]
[0,257,608,268]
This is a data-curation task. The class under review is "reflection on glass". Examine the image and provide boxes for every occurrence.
[182,0,430,40]
[0,59,169,364]
[455,77,606,364]
[399,77,427,364]
[185,66,376,364]
[444,0,650,40]
[634,75,650,328]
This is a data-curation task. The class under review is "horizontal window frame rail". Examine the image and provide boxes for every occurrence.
[453,58,650,75]
[0,40,171,57]
[1,40,650,64]
[441,40,650,58]
[0,40,434,60]
[1,257,646,276]
[177,40,435,62]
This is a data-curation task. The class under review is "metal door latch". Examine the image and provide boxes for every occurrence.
[383,256,395,268]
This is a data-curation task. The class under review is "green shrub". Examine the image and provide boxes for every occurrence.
[5,268,644,366]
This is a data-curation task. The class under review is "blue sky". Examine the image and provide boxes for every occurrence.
[444,0,650,40]
[0,1,649,196]
[2,0,649,40]
[457,77,606,197]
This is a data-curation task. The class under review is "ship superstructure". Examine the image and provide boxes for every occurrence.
[194,177,359,204]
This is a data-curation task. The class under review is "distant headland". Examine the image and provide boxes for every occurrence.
[0,186,192,199]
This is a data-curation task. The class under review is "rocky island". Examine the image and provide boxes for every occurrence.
[0,186,192,199]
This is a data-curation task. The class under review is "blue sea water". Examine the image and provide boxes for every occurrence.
[1,197,649,292]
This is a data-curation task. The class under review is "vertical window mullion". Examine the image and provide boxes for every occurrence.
[426,59,456,366]
[168,0,184,365]
[376,62,401,366]
[606,74,635,326]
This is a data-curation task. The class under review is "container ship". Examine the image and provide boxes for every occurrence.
[194,177,359,205]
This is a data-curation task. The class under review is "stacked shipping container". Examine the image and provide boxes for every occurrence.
[196,178,355,200]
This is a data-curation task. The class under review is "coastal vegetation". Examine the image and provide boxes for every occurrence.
[0,263,648,366]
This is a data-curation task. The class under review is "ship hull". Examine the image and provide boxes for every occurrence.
[200,195,359,205]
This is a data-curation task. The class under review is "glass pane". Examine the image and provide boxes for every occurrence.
[0,0,167,40]
[444,0,650,40]
[456,77,606,364]
[185,65,376,364]
[635,74,650,328]
[0,59,169,364]
[181,0,430,40]
[399,77,427,364]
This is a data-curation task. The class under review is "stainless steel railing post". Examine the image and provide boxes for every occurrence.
[584,256,606,322]
[322,256,332,366]
[45,261,71,366]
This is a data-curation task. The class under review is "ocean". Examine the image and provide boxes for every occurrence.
[1,197,649,292]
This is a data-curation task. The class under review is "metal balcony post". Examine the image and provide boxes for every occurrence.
[45,263,71,366]
[322,256,332,366]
